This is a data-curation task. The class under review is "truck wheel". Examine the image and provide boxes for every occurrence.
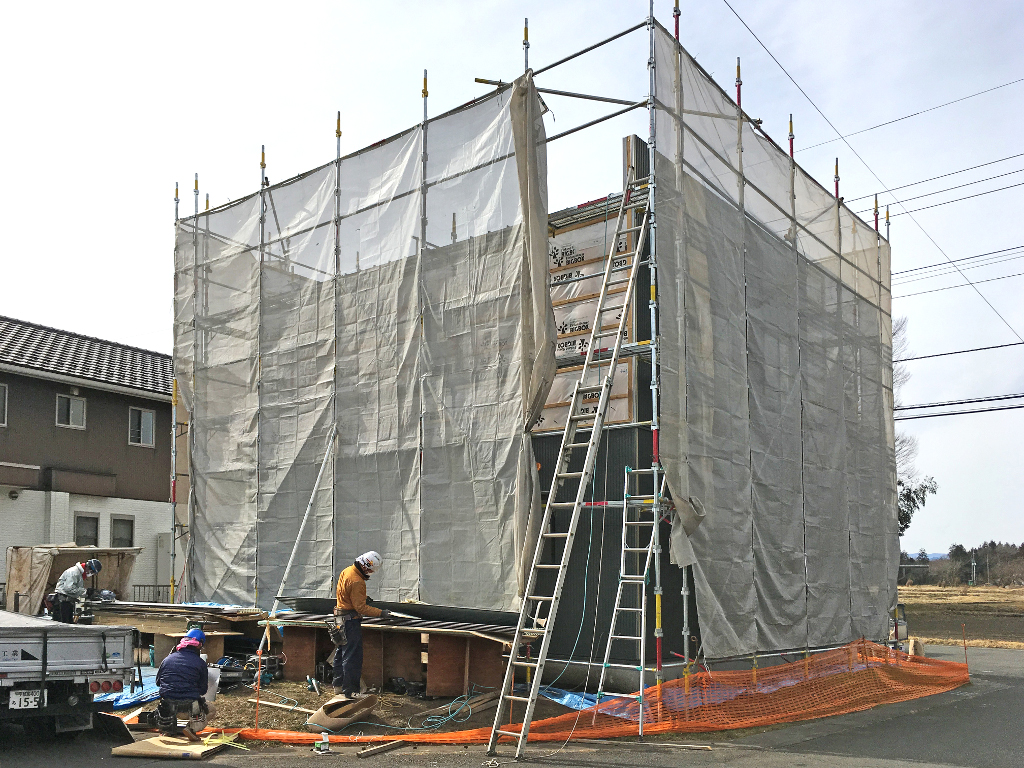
[21,716,81,740]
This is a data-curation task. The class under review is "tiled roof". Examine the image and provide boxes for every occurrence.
[0,316,172,398]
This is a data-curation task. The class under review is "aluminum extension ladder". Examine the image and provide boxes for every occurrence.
[487,168,651,758]
[592,466,667,736]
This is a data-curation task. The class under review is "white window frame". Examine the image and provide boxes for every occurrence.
[0,382,7,427]
[74,514,100,547]
[110,515,135,548]
[56,394,87,430]
[128,407,155,447]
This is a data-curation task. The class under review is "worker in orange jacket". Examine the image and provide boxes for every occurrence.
[332,551,392,698]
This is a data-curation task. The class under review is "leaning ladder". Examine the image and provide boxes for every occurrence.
[487,168,651,758]
[592,466,667,736]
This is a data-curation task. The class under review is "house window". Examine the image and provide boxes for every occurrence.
[0,383,7,426]
[129,407,155,447]
[75,515,99,547]
[56,394,86,429]
[111,517,134,548]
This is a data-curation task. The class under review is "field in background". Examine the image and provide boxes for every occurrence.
[900,585,1024,649]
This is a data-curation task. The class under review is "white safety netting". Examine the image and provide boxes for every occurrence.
[174,74,555,610]
[653,23,897,658]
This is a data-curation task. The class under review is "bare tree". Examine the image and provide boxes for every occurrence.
[892,316,936,532]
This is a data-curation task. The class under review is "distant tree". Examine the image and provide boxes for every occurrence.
[916,548,930,564]
[949,543,968,560]
[897,476,938,535]
[892,318,937,536]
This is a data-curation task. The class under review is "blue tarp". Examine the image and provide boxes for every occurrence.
[95,666,159,710]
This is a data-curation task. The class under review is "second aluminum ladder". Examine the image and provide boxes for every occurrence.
[487,168,650,759]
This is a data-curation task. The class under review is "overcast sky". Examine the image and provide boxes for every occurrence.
[2,1,1020,554]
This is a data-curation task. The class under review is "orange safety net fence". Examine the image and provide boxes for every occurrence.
[195,640,969,745]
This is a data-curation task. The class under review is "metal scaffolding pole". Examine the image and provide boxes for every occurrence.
[171,182,180,604]
[255,146,266,608]
[333,111,342,581]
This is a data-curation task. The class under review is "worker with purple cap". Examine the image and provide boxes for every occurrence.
[155,628,214,737]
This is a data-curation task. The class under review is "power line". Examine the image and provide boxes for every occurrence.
[717,0,1024,344]
[894,341,1024,363]
[853,167,1024,216]
[893,252,1024,286]
[892,245,1024,275]
[845,153,1024,204]
[895,403,1024,421]
[797,78,1024,153]
[894,392,1024,411]
[888,180,1024,218]
[893,271,1024,299]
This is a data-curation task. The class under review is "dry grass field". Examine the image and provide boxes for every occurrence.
[899,585,1024,649]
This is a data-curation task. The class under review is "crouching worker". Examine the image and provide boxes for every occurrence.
[155,628,216,737]
[333,551,392,699]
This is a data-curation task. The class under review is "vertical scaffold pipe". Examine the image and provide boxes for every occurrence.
[788,114,794,159]
[333,111,342,581]
[189,173,199,602]
[256,147,266,608]
[647,0,663,702]
[419,71,428,542]
[523,18,529,73]
[835,158,841,259]
[673,0,680,41]
[886,205,890,243]
[170,379,178,603]
[874,194,879,233]
[172,181,181,604]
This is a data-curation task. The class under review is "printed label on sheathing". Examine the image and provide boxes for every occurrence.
[553,297,631,349]
[533,396,631,433]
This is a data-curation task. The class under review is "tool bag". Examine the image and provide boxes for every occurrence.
[325,617,346,646]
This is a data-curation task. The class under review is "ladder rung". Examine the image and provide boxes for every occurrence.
[599,691,642,699]
[520,628,545,637]
[621,575,646,582]
[577,384,603,393]
[620,225,644,233]
[602,663,646,671]
[534,563,561,569]
[557,471,584,478]
[527,595,554,602]
[549,501,577,508]
[542,532,568,538]
[512,661,538,668]
[615,607,643,613]
[627,494,655,500]
[594,330,626,338]
[624,547,650,553]
[610,634,642,641]
[494,729,521,738]
[607,277,631,286]
[566,441,591,450]
[600,303,627,313]
[627,468,656,474]
[506,695,532,703]
[625,520,654,526]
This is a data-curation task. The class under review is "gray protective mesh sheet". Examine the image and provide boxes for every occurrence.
[174,75,555,610]
[653,24,897,658]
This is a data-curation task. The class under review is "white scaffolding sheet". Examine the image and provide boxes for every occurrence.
[653,24,898,658]
[174,75,555,610]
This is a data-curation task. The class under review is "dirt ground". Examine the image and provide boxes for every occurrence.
[900,585,1024,649]
[197,680,574,735]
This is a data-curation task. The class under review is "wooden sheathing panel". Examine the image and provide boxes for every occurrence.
[424,634,467,697]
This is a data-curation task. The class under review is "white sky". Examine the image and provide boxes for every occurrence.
[2,1,1020,554]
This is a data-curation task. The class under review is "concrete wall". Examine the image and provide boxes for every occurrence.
[0,487,182,593]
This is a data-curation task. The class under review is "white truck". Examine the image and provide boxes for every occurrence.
[0,610,135,737]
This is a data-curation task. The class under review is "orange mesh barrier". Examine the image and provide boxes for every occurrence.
[206,641,969,745]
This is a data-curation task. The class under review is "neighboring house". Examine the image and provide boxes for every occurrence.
[0,316,186,599]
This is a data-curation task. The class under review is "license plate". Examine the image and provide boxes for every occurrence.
[9,690,41,709]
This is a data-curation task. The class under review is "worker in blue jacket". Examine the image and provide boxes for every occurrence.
[155,628,213,736]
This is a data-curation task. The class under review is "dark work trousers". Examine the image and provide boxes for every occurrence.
[54,596,75,623]
[333,615,363,695]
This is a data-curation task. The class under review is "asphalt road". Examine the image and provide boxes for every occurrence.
[2,645,1020,767]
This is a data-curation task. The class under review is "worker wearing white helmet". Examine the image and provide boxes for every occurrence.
[332,551,392,698]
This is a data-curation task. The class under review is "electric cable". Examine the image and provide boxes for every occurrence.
[893,271,1024,299]
[893,245,1024,276]
[845,153,1024,204]
[894,392,1024,411]
[796,79,1024,153]
[719,0,1024,344]
[853,169,1024,216]
[886,180,1024,218]
[894,341,1024,363]
[892,252,1024,286]
[895,403,1024,420]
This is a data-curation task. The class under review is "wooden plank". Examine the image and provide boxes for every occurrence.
[282,625,322,682]
[246,698,315,715]
[424,634,467,697]
[363,628,424,686]
[110,733,237,759]
[357,740,406,758]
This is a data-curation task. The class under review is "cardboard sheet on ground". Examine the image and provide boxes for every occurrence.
[111,732,238,759]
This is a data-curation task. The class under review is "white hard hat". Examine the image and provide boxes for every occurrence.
[356,551,382,571]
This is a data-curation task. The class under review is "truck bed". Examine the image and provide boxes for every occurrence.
[0,610,134,681]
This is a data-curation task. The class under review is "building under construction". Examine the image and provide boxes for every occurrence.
[172,14,896,701]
